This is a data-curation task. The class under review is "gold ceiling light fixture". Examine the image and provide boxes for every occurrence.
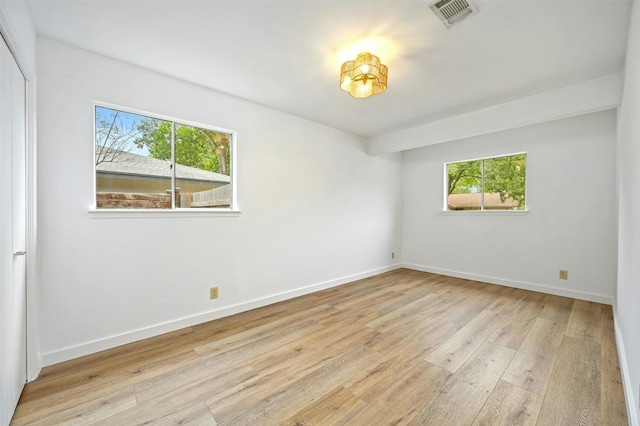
[339,52,388,99]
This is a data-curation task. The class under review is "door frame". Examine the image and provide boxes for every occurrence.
[0,12,41,381]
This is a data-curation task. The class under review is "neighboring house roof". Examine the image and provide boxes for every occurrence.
[96,149,230,184]
[448,193,520,210]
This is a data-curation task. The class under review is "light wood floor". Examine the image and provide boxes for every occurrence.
[11,269,628,425]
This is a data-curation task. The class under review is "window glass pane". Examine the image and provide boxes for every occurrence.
[483,154,526,210]
[95,107,172,209]
[174,124,232,208]
[446,160,482,210]
[95,106,234,210]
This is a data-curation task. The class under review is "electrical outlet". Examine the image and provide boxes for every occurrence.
[392,252,395,259]
[559,270,568,280]
[210,287,219,299]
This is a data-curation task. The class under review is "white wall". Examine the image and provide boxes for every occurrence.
[616,0,640,423]
[401,110,618,303]
[0,0,36,74]
[37,38,402,365]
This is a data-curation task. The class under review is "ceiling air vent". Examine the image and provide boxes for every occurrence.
[430,0,478,27]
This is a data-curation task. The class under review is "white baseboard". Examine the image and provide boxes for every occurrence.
[402,263,613,305]
[41,263,403,366]
[614,310,639,426]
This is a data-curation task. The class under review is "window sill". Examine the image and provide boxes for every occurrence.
[441,209,529,216]
[88,208,241,219]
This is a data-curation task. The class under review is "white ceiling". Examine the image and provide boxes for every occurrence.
[25,0,632,138]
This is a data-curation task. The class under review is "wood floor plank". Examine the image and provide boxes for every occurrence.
[310,270,412,306]
[344,361,451,425]
[21,388,137,426]
[370,288,443,319]
[94,365,256,425]
[213,346,379,426]
[147,403,217,426]
[391,273,453,295]
[323,286,398,313]
[203,371,285,424]
[194,306,333,358]
[501,317,566,395]
[204,330,381,422]
[191,290,331,338]
[537,335,601,425]
[314,305,380,330]
[248,324,380,375]
[279,386,366,426]
[425,309,505,373]
[19,329,199,404]
[313,276,397,306]
[363,316,460,367]
[137,320,325,403]
[27,327,198,388]
[483,286,528,315]
[471,379,543,425]
[487,291,546,350]
[408,342,515,425]
[367,284,497,361]
[368,286,471,337]
[565,299,602,343]
[443,289,504,334]
[11,269,627,426]
[364,292,440,332]
[539,293,575,324]
[599,307,628,425]
[339,355,406,402]
[11,348,199,424]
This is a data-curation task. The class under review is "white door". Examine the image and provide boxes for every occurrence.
[0,34,27,426]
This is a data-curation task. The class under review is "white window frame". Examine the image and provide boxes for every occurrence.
[443,152,528,214]
[89,102,239,218]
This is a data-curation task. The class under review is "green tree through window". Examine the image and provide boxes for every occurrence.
[135,119,230,175]
[94,105,234,210]
[446,154,526,211]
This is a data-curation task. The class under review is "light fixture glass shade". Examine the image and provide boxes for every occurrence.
[340,52,388,98]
